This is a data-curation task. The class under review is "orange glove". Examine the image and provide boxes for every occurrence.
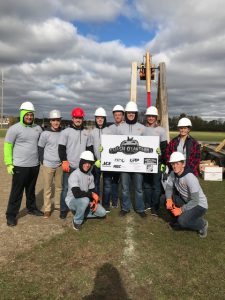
[90,201,98,213]
[90,192,100,212]
[166,198,174,210]
[171,206,182,217]
[62,160,70,172]
[92,192,99,202]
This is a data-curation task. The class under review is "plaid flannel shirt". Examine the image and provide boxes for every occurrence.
[166,135,201,176]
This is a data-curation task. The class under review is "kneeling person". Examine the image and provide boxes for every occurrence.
[165,152,208,238]
[65,151,106,230]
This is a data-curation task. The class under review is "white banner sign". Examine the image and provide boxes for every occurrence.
[101,135,159,173]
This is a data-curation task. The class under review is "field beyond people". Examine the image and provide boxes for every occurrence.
[0,138,225,299]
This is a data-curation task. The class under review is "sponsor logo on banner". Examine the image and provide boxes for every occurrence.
[146,164,154,172]
[144,158,157,165]
[115,158,125,163]
[109,137,153,155]
[113,165,121,168]
[102,161,111,167]
[130,158,140,163]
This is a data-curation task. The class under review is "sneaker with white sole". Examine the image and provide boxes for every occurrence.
[199,220,208,238]
[72,220,82,231]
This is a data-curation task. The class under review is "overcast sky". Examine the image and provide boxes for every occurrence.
[0,0,225,121]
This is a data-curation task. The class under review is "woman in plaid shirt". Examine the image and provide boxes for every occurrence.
[166,118,201,176]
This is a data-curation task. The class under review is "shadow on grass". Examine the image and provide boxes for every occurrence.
[17,188,44,219]
[83,263,130,300]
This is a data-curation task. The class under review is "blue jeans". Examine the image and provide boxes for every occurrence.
[67,197,106,225]
[102,172,120,208]
[102,172,111,208]
[60,168,75,213]
[173,195,207,231]
[121,172,145,212]
[143,172,162,210]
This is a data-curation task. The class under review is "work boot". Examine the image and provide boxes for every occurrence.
[72,220,82,231]
[137,211,147,218]
[119,210,129,217]
[151,208,159,217]
[60,211,68,219]
[103,206,110,213]
[28,209,44,216]
[7,217,17,227]
[43,211,51,219]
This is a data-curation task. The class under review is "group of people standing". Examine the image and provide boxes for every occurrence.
[3,100,208,237]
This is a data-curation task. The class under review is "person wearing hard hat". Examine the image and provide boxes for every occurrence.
[104,105,125,208]
[143,106,168,216]
[165,152,208,238]
[116,101,146,217]
[58,107,89,219]
[87,107,110,210]
[4,101,43,226]
[166,117,201,176]
[108,105,125,134]
[38,110,62,218]
[65,151,106,230]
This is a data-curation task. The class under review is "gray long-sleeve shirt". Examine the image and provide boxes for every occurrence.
[65,168,95,207]
[58,127,89,169]
[116,122,145,136]
[165,171,208,211]
[87,127,110,160]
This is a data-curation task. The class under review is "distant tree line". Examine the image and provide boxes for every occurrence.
[169,114,225,132]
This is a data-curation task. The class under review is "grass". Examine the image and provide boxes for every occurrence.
[170,131,225,142]
[0,129,7,137]
[0,179,224,299]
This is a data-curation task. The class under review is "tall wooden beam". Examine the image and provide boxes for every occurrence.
[157,62,170,141]
[130,62,137,102]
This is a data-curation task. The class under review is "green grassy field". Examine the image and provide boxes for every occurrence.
[0,179,224,299]
[170,131,224,142]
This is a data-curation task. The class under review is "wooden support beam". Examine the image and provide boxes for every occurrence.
[215,139,225,152]
[130,62,137,103]
[157,62,170,142]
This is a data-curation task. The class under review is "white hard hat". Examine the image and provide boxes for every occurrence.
[94,107,107,117]
[80,151,95,161]
[113,105,125,113]
[169,152,185,163]
[177,117,192,127]
[145,106,158,116]
[125,101,138,112]
[20,101,35,111]
[49,109,61,119]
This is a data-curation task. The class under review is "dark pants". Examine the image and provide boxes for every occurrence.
[102,172,120,208]
[60,168,75,213]
[143,171,162,210]
[173,195,207,231]
[92,166,101,196]
[6,165,40,219]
